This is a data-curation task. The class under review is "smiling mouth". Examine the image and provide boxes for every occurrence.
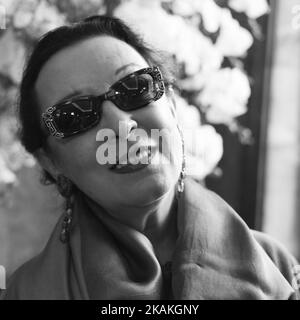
[109,146,154,173]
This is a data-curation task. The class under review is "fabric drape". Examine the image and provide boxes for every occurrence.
[2,178,298,300]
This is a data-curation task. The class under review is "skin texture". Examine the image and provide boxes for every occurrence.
[34,36,182,260]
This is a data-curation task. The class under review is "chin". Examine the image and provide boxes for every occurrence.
[130,172,176,206]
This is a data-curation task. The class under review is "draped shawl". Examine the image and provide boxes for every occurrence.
[2,178,299,300]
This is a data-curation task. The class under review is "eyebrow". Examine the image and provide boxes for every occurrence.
[115,63,142,76]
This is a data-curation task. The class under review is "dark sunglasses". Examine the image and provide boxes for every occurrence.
[42,66,165,139]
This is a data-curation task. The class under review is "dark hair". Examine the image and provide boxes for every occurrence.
[18,15,175,185]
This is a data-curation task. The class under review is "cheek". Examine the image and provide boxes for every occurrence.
[48,135,102,182]
[144,98,176,129]
[141,100,182,165]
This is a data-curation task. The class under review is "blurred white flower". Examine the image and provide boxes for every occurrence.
[228,0,269,19]
[174,94,201,129]
[171,0,197,16]
[197,68,250,124]
[171,94,222,178]
[0,29,26,83]
[172,0,223,33]
[216,9,253,57]
[0,156,17,186]
[11,0,65,36]
[48,0,106,19]
[197,0,223,33]
[178,71,209,92]
[184,125,223,179]
[0,0,19,17]
[0,116,36,177]
[115,0,179,52]
[66,0,104,9]
[2,142,36,171]
[11,0,39,29]
[179,28,223,75]
[27,0,66,37]
[114,0,222,75]
[0,139,35,190]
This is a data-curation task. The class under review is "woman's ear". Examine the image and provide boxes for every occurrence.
[34,148,61,181]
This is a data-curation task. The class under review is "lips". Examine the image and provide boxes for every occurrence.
[109,145,155,174]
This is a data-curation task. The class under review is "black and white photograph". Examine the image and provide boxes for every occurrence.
[0,0,300,303]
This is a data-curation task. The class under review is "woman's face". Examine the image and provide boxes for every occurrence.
[35,36,182,213]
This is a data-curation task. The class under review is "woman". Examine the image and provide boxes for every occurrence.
[1,15,299,300]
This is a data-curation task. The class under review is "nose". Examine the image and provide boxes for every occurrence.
[100,100,138,138]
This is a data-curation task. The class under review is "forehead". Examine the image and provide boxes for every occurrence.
[35,35,149,111]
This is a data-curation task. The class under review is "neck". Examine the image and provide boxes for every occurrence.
[143,189,178,264]
[114,187,177,236]
[142,187,177,243]
[87,186,178,262]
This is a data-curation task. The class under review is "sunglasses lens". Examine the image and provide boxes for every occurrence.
[45,67,164,138]
[53,99,99,135]
[112,73,158,110]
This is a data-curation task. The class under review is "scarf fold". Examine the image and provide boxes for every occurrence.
[172,179,293,299]
[79,194,163,299]
[3,177,295,299]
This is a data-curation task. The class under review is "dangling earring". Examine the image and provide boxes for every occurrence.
[169,90,186,197]
[60,196,74,243]
[57,174,74,243]
[177,125,186,198]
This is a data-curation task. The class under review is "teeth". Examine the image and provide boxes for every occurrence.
[111,146,154,170]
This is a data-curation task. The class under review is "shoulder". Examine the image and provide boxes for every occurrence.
[253,230,300,299]
[1,214,70,300]
[1,254,43,300]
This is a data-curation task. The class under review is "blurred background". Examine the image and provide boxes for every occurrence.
[0,0,299,277]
